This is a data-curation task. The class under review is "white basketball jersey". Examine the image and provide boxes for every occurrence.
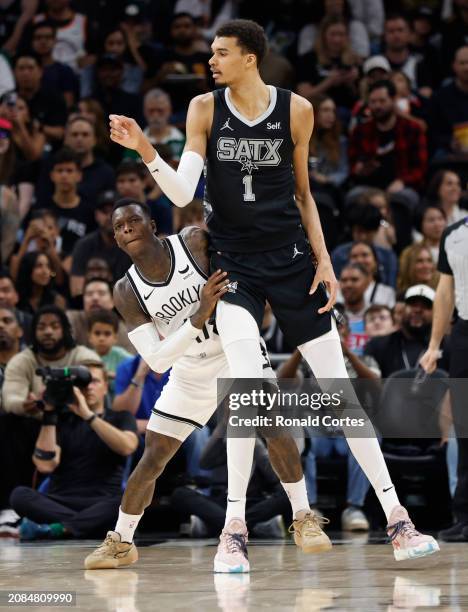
[126,234,222,360]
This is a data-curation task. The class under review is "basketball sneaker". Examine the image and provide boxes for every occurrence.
[213,518,249,573]
[288,511,332,553]
[386,506,440,561]
[84,531,138,570]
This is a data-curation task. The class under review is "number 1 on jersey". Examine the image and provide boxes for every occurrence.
[242,175,255,202]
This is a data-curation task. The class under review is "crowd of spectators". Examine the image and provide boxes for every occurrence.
[0,0,467,541]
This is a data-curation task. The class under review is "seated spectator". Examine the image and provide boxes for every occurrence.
[0,270,32,343]
[297,0,370,59]
[10,364,138,541]
[0,120,20,265]
[16,251,66,315]
[440,3,468,71]
[337,308,381,379]
[390,70,426,130]
[409,6,442,75]
[338,263,371,355]
[347,0,384,43]
[6,93,46,165]
[146,12,211,119]
[297,15,361,119]
[91,53,144,128]
[428,46,468,160]
[309,94,349,193]
[0,307,26,536]
[0,0,36,55]
[70,190,131,297]
[355,188,396,250]
[348,80,427,205]
[66,278,134,354]
[141,88,185,161]
[113,354,170,438]
[350,55,392,129]
[381,13,434,96]
[0,306,23,375]
[392,297,405,331]
[33,0,90,72]
[365,284,448,377]
[13,52,67,144]
[83,258,113,285]
[410,204,447,262]
[425,169,466,226]
[116,161,173,236]
[332,204,398,286]
[364,304,394,338]
[87,309,132,395]
[62,116,115,208]
[81,27,144,98]
[30,20,79,108]
[348,241,396,307]
[11,209,65,287]
[75,98,111,159]
[34,148,95,263]
[2,304,101,417]
[397,243,439,294]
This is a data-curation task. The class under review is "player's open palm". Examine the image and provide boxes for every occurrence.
[192,270,229,328]
[109,114,143,150]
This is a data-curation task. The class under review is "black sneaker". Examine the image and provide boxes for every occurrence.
[438,521,468,542]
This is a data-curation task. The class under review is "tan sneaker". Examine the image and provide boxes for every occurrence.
[84,531,138,570]
[288,511,332,553]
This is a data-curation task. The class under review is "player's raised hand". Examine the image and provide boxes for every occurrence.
[191,270,230,329]
[309,258,338,314]
[109,114,143,150]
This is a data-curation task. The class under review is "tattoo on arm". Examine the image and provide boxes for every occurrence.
[113,278,151,332]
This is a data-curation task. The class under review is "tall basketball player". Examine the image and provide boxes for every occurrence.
[84,198,331,572]
[109,20,439,566]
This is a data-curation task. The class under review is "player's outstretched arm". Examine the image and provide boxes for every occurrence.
[109,94,212,207]
[291,94,338,313]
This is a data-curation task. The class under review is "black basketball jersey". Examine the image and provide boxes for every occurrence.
[204,86,303,253]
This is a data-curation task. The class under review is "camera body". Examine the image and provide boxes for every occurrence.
[36,366,92,410]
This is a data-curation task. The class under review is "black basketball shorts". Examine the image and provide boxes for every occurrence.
[211,236,332,347]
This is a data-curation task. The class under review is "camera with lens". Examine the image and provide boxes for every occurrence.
[35,366,92,410]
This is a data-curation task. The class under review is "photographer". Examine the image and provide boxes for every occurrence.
[9,364,138,540]
[2,305,101,417]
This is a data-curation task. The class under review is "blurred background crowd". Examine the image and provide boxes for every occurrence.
[0,0,467,542]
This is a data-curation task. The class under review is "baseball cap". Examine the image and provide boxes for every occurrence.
[404,284,435,305]
[96,190,118,209]
[363,55,391,75]
[122,2,147,22]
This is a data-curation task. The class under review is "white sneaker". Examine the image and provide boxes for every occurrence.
[341,507,370,532]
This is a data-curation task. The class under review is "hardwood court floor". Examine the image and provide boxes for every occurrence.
[0,534,467,611]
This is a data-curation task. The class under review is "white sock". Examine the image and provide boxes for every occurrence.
[115,507,143,543]
[298,323,400,522]
[224,437,255,525]
[281,476,310,518]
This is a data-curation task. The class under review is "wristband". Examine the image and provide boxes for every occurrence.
[85,413,97,425]
[42,411,58,426]
[34,448,56,460]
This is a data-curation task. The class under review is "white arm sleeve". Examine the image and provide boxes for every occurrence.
[145,150,205,208]
[127,320,200,373]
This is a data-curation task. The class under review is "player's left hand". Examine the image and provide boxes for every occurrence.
[310,258,338,314]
